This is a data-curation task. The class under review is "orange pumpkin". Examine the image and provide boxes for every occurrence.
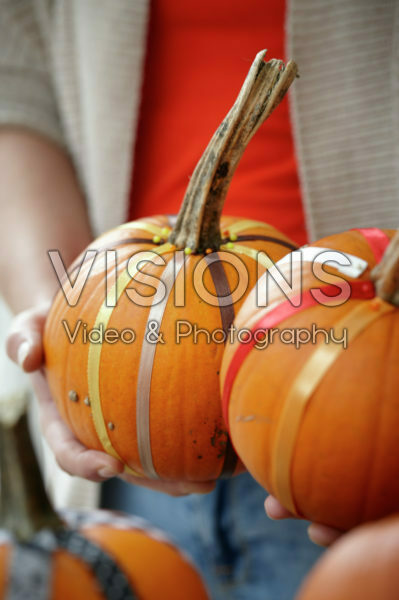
[296,515,399,600]
[44,52,298,482]
[221,227,399,530]
[0,414,209,600]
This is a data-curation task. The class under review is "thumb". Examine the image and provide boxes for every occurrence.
[6,303,50,372]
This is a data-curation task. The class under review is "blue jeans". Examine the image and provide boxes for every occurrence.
[101,472,323,600]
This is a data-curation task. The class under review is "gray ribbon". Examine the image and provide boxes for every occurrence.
[136,251,186,478]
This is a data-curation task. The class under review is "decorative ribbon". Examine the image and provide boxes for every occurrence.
[226,219,275,236]
[135,251,185,479]
[275,246,369,279]
[63,508,197,567]
[118,220,167,237]
[355,227,390,263]
[65,237,158,286]
[220,243,274,271]
[87,242,174,477]
[56,530,138,599]
[205,253,238,478]
[224,234,298,251]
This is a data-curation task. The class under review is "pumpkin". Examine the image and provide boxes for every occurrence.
[221,227,399,530]
[44,51,298,482]
[296,514,399,600]
[0,413,209,599]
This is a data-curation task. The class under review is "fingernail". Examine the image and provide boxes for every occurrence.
[98,467,118,479]
[307,524,328,547]
[17,342,31,368]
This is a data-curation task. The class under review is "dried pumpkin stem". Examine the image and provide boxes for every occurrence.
[0,413,63,541]
[371,231,399,306]
[169,50,298,253]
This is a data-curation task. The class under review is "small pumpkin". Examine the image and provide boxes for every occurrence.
[44,51,298,482]
[0,412,209,599]
[221,227,399,530]
[296,514,399,600]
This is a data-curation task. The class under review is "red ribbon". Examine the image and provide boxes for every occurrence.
[355,227,390,263]
[221,280,376,426]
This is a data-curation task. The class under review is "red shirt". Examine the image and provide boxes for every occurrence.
[129,0,308,246]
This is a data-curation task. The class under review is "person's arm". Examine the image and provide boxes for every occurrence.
[0,128,92,311]
[1,128,214,494]
[0,127,121,482]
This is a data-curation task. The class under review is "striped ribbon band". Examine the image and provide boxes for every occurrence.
[118,220,169,237]
[223,234,298,251]
[136,251,185,479]
[220,243,274,270]
[56,530,137,599]
[205,253,238,478]
[355,227,390,263]
[275,246,369,279]
[226,219,275,236]
[64,237,159,286]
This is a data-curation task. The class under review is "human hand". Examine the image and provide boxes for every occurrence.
[264,495,343,547]
[6,304,215,495]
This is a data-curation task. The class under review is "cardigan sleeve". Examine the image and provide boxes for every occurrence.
[0,0,65,147]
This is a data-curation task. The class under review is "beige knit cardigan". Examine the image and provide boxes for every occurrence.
[1,0,399,239]
[0,0,398,509]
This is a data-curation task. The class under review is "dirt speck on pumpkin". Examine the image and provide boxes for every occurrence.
[210,425,229,458]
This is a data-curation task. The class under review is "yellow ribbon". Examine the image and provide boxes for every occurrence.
[87,242,174,477]
[226,219,272,236]
[221,243,274,270]
[118,220,170,237]
[272,298,395,515]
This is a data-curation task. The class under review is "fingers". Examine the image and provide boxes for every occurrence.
[307,523,342,547]
[29,369,215,489]
[119,473,216,497]
[31,370,124,482]
[264,495,295,520]
[264,495,343,547]
[44,416,124,482]
[6,303,50,371]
